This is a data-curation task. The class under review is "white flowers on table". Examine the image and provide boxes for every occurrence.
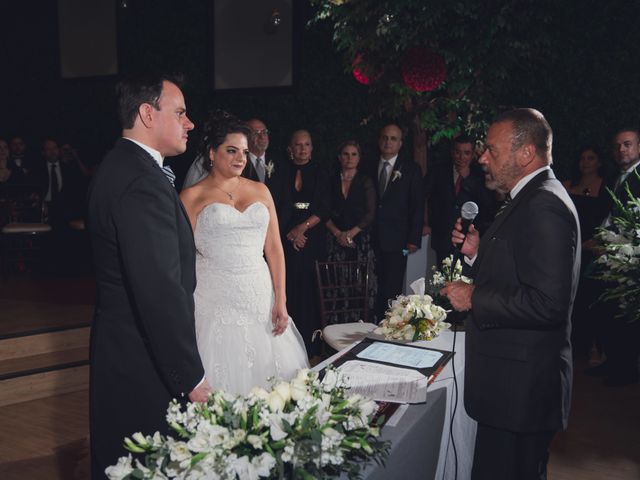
[106,368,388,479]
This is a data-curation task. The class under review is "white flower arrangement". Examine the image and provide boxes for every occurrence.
[374,278,450,342]
[391,169,402,182]
[593,182,640,322]
[264,161,275,179]
[106,368,388,480]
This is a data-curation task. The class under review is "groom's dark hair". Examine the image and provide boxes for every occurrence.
[116,73,185,129]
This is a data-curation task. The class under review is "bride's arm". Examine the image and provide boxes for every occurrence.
[262,188,289,336]
[179,186,199,230]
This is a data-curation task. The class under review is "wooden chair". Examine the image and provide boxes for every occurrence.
[315,260,376,352]
[1,187,52,274]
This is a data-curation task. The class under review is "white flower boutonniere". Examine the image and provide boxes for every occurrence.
[265,161,275,179]
[391,169,402,182]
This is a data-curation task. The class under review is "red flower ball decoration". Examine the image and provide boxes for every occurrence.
[352,54,376,85]
[401,47,446,92]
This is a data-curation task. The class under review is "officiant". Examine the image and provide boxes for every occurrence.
[442,109,580,480]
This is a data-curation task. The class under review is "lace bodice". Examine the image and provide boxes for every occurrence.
[194,202,268,272]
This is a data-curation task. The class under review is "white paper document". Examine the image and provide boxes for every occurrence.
[356,341,443,369]
[337,360,428,404]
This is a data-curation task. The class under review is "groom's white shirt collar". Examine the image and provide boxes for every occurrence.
[123,137,164,167]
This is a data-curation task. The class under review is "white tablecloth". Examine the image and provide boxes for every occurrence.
[315,330,477,480]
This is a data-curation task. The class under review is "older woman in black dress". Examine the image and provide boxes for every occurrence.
[283,130,329,355]
[325,140,377,318]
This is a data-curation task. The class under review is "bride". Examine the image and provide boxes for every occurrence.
[180,111,308,395]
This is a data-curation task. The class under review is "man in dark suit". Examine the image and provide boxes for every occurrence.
[88,74,211,478]
[425,135,497,264]
[586,128,640,386]
[369,124,424,321]
[442,109,580,480]
[36,138,86,228]
[242,118,291,230]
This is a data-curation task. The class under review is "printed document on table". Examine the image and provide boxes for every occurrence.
[337,360,428,404]
[356,341,443,369]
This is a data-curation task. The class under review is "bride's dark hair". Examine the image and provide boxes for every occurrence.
[200,110,251,171]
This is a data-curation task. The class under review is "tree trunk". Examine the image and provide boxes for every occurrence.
[411,115,428,176]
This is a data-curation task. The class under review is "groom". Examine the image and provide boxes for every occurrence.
[88,74,211,478]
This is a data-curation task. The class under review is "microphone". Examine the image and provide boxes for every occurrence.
[458,201,479,249]
[451,201,479,279]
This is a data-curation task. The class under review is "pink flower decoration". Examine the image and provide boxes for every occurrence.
[401,47,446,92]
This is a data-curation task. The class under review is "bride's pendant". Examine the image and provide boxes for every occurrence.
[225,191,234,200]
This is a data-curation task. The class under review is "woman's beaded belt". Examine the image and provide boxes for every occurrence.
[293,202,310,210]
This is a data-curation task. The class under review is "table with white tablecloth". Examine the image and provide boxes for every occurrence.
[314,330,477,480]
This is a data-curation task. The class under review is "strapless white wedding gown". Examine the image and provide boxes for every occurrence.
[194,202,309,395]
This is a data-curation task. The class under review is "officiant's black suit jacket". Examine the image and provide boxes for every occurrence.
[466,169,580,433]
[88,138,204,477]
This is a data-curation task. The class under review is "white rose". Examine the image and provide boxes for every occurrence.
[249,386,270,402]
[321,369,338,392]
[273,382,292,403]
[295,368,311,383]
[105,455,134,480]
[169,441,192,463]
[247,434,264,450]
[267,390,286,412]
[290,378,309,401]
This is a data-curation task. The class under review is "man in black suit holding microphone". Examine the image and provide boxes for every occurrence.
[442,109,580,480]
[88,74,211,478]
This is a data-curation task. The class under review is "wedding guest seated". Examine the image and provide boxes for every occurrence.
[563,146,610,364]
[0,138,24,189]
[325,140,377,316]
[8,135,36,185]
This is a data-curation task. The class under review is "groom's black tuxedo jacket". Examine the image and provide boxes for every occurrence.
[466,169,580,433]
[88,138,204,477]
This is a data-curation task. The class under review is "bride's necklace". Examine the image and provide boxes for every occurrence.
[212,177,242,201]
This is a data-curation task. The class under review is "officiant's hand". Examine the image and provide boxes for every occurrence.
[452,217,479,258]
[188,378,213,403]
[272,301,289,336]
[441,281,474,312]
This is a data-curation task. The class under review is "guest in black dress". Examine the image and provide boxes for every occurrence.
[325,140,377,316]
[562,145,610,363]
[283,130,329,355]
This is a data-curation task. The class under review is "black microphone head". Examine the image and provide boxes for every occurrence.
[461,201,479,221]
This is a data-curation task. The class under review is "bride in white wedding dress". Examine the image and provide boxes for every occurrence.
[180,112,308,395]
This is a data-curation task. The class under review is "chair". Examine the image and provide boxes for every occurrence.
[315,260,376,352]
[1,187,52,274]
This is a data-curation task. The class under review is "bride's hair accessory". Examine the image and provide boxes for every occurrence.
[200,110,251,171]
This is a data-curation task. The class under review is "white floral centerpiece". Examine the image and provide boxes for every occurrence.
[374,278,450,342]
[106,368,389,480]
[593,184,640,323]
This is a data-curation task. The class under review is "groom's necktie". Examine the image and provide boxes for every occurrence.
[161,165,176,187]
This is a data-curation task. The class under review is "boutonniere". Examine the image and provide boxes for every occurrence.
[265,160,275,179]
[391,169,402,182]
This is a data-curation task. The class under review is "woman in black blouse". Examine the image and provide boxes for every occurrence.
[283,130,329,355]
[325,140,377,317]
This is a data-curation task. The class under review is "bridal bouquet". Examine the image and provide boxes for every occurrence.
[106,368,389,480]
[593,185,640,323]
[374,278,450,342]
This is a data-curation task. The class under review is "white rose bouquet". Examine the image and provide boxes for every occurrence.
[374,278,450,342]
[426,255,473,312]
[593,183,640,323]
[106,368,389,480]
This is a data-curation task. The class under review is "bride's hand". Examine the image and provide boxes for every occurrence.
[271,303,289,336]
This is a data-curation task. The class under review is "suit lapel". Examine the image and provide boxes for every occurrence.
[475,169,553,270]
[380,157,404,199]
[117,139,194,238]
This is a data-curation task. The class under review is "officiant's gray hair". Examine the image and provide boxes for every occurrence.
[495,108,553,165]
